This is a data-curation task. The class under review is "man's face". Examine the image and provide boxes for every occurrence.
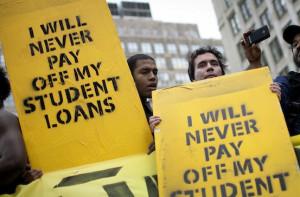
[132,59,158,99]
[193,52,223,81]
[292,33,300,68]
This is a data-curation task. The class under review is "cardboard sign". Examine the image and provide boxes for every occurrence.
[4,153,157,197]
[0,0,152,172]
[153,68,300,196]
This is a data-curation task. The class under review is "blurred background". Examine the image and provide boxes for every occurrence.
[1,0,300,112]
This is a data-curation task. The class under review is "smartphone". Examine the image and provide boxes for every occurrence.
[245,25,270,45]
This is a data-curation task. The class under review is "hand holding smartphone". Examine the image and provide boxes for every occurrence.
[244,25,270,45]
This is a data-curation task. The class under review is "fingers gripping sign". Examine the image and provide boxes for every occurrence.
[149,116,161,134]
[270,82,281,101]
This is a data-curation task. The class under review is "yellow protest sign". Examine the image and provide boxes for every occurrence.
[1,153,157,197]
[153,67,300,196]
[0,0,152,172]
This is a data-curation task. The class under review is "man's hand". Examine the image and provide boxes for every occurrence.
[241,30,262,69]
[147,116,161,154]
[147,141,155,154]
[270,82,281,101]
[149,116,161,134]
[21,164,42,184]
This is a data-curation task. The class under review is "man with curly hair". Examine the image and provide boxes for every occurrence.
[0,67,42,194]
[150,45,280,128]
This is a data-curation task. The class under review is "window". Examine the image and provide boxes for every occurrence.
[120,42,125,50]
[282,20,292,33]
[108,3,119,16]
[155,57,167,69]
[182,29,199,39]
[297,10,300,21]
[224,0,232,8]
[228,12,241,35]
[261,52,269,67]
[122,2,135,8]
[215,46,225,55]
[191,45,200,51]
[167,30,179,38]
[260,9,273,29]
[0,54,5,66]
[186,30,200,39]
[127,42,138,53]
[158,72,170,81]
[137,11,152,18]
[279,66,289,75]
[273,0,287,19]
[137,2,150,9]
[4,95,15,112]
[269,37,283,63]
[179,44,189,55]
[122,2,150,10]
[167,44,177,54]
[237,41,246,61]
[175,73,189,83]
[122,2,152,18]
[249,24,256,30]
[254,0,263,7]
[154,43,164,54]
[239,0,252,22]
[0,46,5,67]
[141,43,152,54]
[171,58,188,69]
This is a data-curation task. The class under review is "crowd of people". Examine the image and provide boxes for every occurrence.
[1,24,300,194]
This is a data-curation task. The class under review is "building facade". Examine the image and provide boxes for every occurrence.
[212,0,300,76]
[108,1,224,88]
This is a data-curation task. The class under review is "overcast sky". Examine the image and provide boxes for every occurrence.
[107,0,221,39]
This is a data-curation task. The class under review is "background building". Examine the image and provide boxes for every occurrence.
[108,1,224,88]
[211,0,300,76]
[0,1,224,111]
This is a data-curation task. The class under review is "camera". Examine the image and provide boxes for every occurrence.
[245,25,270,45]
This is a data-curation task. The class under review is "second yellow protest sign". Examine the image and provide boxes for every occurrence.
[153,68,300,196]
[0,0,152,172]
[3,154,157,197]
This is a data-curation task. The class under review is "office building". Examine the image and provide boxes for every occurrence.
[212,0,300,75]
[109,1,224,87]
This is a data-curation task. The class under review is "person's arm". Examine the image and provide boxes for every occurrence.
[274,76,289,113]
[149,116,161,134]
[270,82,281,100]
[241,30,263,70]
[20,164,43,184]
[0,112,27,187]
[245,44,262,69]
[0,111,42,189]
[147,116,161,154]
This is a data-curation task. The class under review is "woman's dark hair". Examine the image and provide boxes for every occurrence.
[0,67,10,105]
[127,54,155,73]
[188,46,226,81]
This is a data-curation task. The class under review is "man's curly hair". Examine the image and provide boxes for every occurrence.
[0,67,11,104]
